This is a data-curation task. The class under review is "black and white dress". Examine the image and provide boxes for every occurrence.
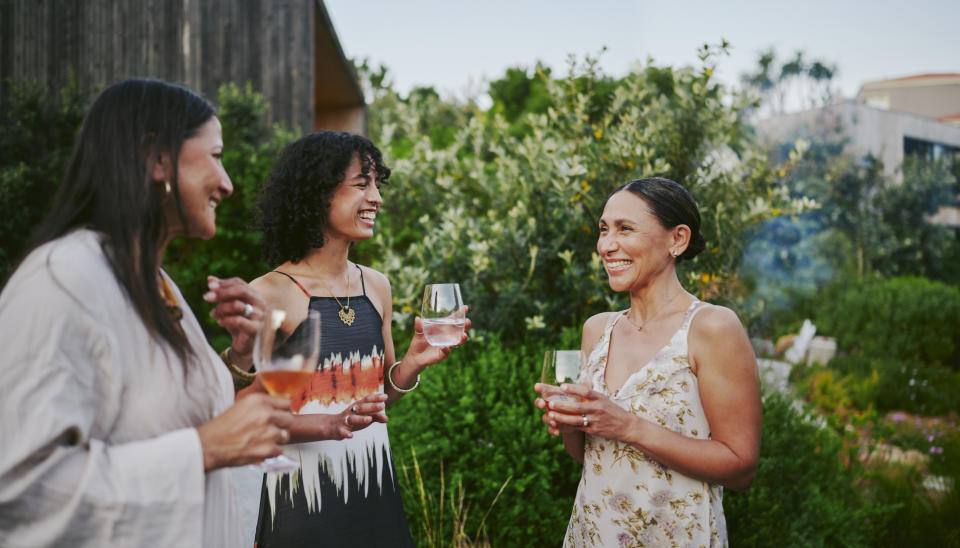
[254,267,413,547]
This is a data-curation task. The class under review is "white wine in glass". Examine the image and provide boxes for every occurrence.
[541,350,582,402]
[420,283,465,347]
[254,308,321,473]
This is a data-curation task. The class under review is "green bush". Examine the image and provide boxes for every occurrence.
[817,276,960,368]
[724,394,895,547]
[872,358,960,415]
[388,330,582,547]
[359,49,814,342]
[0,77,89,282]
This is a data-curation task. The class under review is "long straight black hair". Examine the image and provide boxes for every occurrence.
[29,78,216,364]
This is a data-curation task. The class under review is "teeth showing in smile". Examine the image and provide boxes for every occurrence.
[606,260,632,270]
[208,198,218,209]
[358,211,376,221]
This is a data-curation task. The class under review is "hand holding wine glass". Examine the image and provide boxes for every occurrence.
[254,308,321,473]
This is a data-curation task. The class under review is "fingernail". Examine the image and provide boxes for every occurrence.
[203,291,216,301]
[207,279,220,289]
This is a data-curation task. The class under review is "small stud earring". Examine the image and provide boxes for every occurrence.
[164,180,171,195]
[671,250,679,258]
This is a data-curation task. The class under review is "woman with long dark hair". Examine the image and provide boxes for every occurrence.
[0,78,293,547]
[535,177,761,547]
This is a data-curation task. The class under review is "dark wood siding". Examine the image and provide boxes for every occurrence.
[1,0,319,135]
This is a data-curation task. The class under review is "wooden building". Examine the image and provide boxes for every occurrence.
[0,0,365,135]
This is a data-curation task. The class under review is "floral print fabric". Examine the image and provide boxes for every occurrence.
[564,302,727,548]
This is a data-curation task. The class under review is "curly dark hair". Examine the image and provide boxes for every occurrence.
[255,131,391,264]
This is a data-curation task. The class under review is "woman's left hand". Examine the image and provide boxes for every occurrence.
[544,383,638,440]
[402,306,471,370]
[204,275,265,365]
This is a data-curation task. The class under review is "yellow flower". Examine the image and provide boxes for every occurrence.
[594,129,602,139]
[705,68,713,77]
[777,168,786,177]
[772,208,781,216]
[403,305,411,312]
[581,180,590,190]
[711,247,719,253]
[700,273,711,283]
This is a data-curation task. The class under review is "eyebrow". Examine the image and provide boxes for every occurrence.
[598,217,637,226]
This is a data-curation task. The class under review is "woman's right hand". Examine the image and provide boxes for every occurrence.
[195,393,293,472]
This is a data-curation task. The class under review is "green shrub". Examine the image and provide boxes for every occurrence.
[724,394,895,547]
[816,277,960,368]
[388,330,582,547]
[0,77,89,282]
[872,358,960,415]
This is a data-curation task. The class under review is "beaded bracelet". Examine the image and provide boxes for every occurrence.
[387,360,420,393]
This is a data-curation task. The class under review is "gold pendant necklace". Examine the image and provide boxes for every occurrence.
[314,264,355,326]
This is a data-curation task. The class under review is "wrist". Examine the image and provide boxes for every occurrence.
[228,346,254,371]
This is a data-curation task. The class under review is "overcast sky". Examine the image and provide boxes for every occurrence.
[325,0,959,105]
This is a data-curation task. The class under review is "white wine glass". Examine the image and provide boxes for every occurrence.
[540,350,583,402]
[420,283,465,347]
[254,308,321,473]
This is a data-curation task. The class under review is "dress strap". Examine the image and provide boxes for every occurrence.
[356,264,367,296]
[680,299,705,331]
[270,270,312,298]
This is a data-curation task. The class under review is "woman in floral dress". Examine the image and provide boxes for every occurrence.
[535,177,761,547]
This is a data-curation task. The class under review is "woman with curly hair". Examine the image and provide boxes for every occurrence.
[237,131,468,547]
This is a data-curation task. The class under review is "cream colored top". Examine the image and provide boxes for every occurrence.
[565,302,727,548]
[0,229,242,547]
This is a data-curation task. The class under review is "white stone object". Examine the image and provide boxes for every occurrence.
[785,319,816,364]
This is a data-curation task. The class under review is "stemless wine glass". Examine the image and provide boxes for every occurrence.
[254,308,321,473]
[420,283,465,347]
[540,350,583,402]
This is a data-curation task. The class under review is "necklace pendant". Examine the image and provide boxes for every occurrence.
[338,306,356,326]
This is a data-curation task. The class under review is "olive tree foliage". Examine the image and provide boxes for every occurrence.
[357,46,814,341]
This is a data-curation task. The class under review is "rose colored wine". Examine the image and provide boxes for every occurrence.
[421,317,465,347]
[260,370,314,396]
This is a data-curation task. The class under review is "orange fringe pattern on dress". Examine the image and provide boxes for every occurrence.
[291,355,383,413]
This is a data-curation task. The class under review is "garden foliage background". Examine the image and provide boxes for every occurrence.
[2,45,959,546]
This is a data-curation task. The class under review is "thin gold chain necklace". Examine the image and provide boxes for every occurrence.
[312,263,355,326]
[625,290,684,331]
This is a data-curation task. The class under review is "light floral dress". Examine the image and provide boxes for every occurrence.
[564,301,727,548]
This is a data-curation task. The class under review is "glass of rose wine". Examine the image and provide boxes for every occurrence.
[540,350,583,402]
[254,308,320,473]
[420,283,465,347]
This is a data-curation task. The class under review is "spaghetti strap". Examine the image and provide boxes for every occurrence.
[356,264,367,296]
[271,270,312,298]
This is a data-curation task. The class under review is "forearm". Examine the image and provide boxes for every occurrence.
[623,418,757,490]
[286,412,339,444]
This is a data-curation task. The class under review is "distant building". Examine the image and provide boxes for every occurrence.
[755,73,960,227]
[0,0,365,135]
[857,73,960,126]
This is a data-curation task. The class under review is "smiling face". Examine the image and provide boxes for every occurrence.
[597,190,682,293]
[162,117,232,240]
[324,153,382,243]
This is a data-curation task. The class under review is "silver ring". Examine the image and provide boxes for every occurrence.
[582,415,589,427]
[352,405,358,414]
[279,429,289,443]
[345,415,351,426]
[242,303,254,318]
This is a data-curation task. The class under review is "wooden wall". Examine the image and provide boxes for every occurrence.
[0,0,324,135]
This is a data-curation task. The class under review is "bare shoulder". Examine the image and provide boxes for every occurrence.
[582,312,616,349]
[251,270,303,311]
[356,264,390,296]
[689,303,746,339]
